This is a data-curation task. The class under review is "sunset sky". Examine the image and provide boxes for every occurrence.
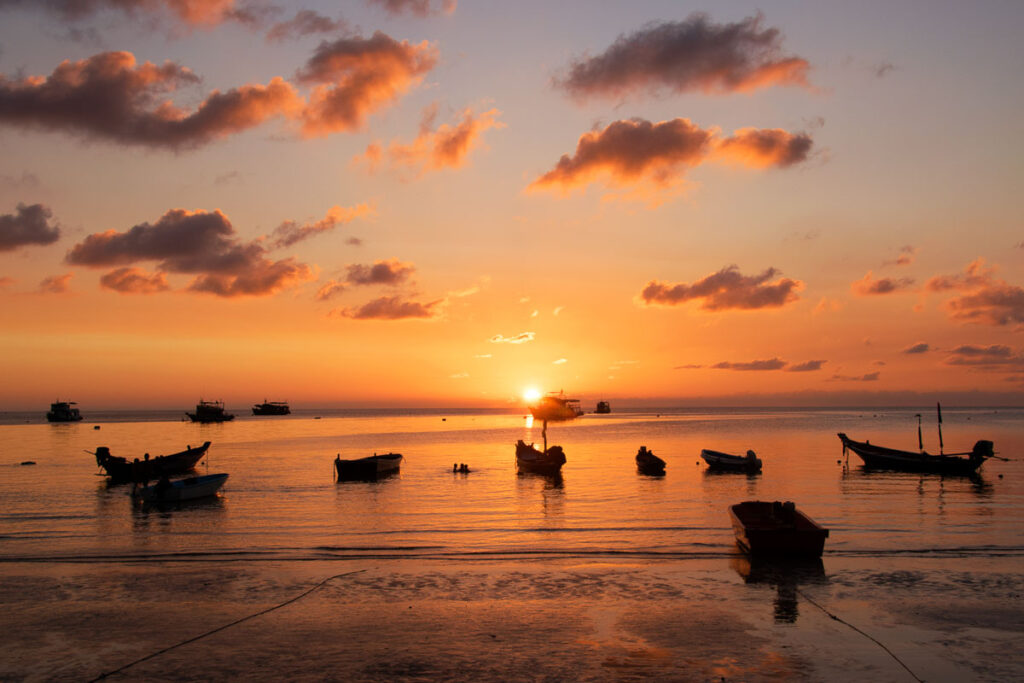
[1,0,1022,409]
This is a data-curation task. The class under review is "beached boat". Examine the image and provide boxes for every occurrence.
[515,440,566,475]
[134,473,229,503]
[252,400,290,416]
[595,400,611,414]
[635,445,666,475]
[46,400,82,422]
[837,433,993,474]
[528,391,583,421]
[335,452,403,480]
[186,400,234,423]
[94,441,211,483]
[729,501,829,557]
[701,448,762,473]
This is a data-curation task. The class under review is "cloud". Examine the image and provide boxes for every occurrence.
[489,332,535,344]
[711,358,786,371]
[449,371,469,379]
[829,372,880,382]
[813,297,842,315]
[315,279,346,301]
[99,266,170,294]
[266,10,348,42]
[674,364,704,370]
[297,31,438,136]
[359,104,503,174]
[346,258,415,286]
[553,306,564,316]
[554,13,811,100]
[851,271,915,295]
[883,245,916,267]
[640,264,802,311]
[529,117,812,200]
[368,0,456,17]
[902,342,931,354]
[0,171,41,191]
[926,259,1024,327]
[873,62,896,78]
[39,272,72,294]
[66,208,315,297]
[269,203,372,249]
[0,0,249,27]
[335,295,441,320]
[943,344,1024,371]
[552,358,567,365]
[925,258,995,292]
[786,359,826,372]
[0,203,60,251]
[0,52,302,150]
[474,353,491,359]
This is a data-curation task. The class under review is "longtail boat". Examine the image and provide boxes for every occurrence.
[837,433,993,474]
[93,441,211,483]
[635,446,666,475]
[701,448,762,473]
[335,453,403,481]
[729,501,829,557]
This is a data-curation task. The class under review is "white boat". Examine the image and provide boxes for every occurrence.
[135,473,228,503]
[701,448,762,473]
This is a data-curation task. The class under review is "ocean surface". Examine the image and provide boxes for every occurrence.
[2,406,1022,563]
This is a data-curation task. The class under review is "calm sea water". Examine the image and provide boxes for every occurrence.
[1,407,1022,562]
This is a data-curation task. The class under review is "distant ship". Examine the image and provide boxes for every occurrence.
[252,400,290,416]
[528,391,583,422]
[186,400,235,423]
[47,400,83,422]
[595,400,611,414]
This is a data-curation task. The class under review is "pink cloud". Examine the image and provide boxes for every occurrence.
[851,271,915,295]
[640,265,802,311]
[335,295,441,320]
[39,272,73,294]
[99,266,170,294]
[269,204,373,249]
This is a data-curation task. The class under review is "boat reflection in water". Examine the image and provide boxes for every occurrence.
[731,555,827,623]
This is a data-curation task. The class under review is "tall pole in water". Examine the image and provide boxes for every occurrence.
[937,402,944,454]
[916,413,923,451]
[542,419,548,453]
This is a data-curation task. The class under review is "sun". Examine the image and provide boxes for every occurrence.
[522,387,542,403]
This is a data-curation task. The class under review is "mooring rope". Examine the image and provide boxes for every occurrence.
[89,568,367,681]
[796,588,924,683]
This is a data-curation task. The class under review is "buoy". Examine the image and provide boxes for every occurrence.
[94,425,100,430]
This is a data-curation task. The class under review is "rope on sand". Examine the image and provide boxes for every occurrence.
[88,568,367,681]
[796,588,924,683]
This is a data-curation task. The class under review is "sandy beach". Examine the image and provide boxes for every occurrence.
[2,555,1021,682]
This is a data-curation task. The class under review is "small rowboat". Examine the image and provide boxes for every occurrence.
[335,453,403,481]
[701,448,762,473]
[635,446,666,475]
[515,440,566,475]
[729,501,829,557]
[838,433,993,475]
[135,473,228,503]
[94,441,211,483]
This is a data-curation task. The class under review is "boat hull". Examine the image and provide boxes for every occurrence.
[701,449,762,473]
[636,450,666,475]
[838,433,990,474]
[729,501,829,558]
[515,440,566,475]
[252,403,290,416]
[335,453,403,481]
[137,473,228,503]
[95,441,212,483]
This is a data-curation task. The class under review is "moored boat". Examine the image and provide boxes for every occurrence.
[186,400,234,423]
[635,445,665,475]
[528,391,583,421]
[46,400,82,422]
[93,441,212,483]
[515,440,566,475]
[252,400,290,416]
[134,473,228,503]
[729,501,829,557]
[701,448,762,473]
[595,400,611,414]
[837,432,993,474]
[335,452,403,480]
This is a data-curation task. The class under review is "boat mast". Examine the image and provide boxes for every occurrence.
[915,413,923,451]
[542,419,548,452]
[936,402,944,454]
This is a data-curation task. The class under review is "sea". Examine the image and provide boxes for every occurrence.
[2,406,1022,562]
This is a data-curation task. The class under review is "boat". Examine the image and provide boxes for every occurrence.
[252,400,290,416]
[837,433,993,474]
[93,441,212,483]
[635,445,666,475]
[134,473,228,503]
[528,391,583,421]
[515,439,566,475]
[701,448,762,473]
[46,400,82,422]
[729,501,829,557]
[334,452,403,480]
[186,399,235,423]
[595,400,611,414]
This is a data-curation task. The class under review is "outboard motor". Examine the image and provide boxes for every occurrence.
[971,440,994,461]
[95,446,110,468]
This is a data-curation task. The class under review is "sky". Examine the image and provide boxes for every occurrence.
[0,0,1022,409]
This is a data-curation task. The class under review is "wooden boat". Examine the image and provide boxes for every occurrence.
[595,400,611,414]
[335,452,403,480]
[252,400,290,416]
[701,448,762,473]
[135,473,228,503]
[729,501,829,557]
[515,440,566,475]
[186,399,235,423]
[94,441,211,483]
[635,445,666,475]
[838,432,993,474]
[528,391,583,421]
[47,400,82,422]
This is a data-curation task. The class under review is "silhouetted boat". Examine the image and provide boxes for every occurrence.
[93,441,211,483]
[46,400,82,422]
[186,400,234,423]
[730,501,829,557]
[595,400,611,414]
[635,445,665,475]
[702,448,762,473]
[252,400,290,416]
[515,440,566,475]
[528,391,583,421]
[134,473,228,503]
[335,452,403,480]
[837,433,993,474]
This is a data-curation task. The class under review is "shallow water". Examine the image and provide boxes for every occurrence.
[2,407,1021,562]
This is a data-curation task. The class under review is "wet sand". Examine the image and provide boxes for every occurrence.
[1,556,1021,682]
